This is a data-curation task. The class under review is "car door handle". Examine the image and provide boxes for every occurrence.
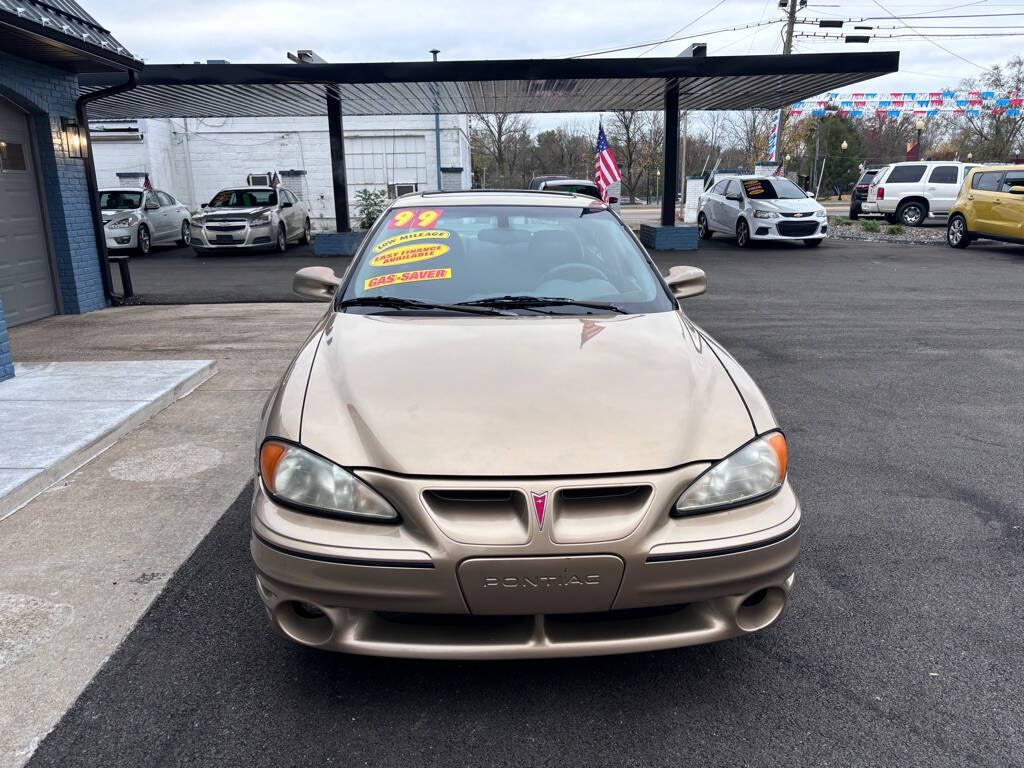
[967,195,974,200]
[993,198,1001,204]
[927,186,936,191]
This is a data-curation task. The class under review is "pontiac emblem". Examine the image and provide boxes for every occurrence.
[531,491,548,530]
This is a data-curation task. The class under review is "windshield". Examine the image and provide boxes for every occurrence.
[209,189,277,207]
[544,183,602,199]
[100,191,142,209]
[742,178,807,200]
[337,204,674,315]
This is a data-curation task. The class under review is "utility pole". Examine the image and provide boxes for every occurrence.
[431,49,443,191]
[782,0,799,55]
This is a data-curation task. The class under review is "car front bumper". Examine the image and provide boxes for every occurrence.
[750,218,827,240]
[250,465,801,658]
[192,220,277,251]
[105,227,137,249]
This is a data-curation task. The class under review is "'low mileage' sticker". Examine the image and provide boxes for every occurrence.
[370,243,449,267]
[364,267,452,291]
[374,230,450,253]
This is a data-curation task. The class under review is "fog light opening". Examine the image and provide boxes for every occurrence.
[277,600,334,645]
[734,587,786,632]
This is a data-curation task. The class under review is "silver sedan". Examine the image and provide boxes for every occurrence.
[190,186,311,254]
[100,188,192,255]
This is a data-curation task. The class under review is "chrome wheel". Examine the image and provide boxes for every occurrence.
[137,225,151,255]
[277,225,287,253]
[697,213,712,239]
[180,221,191,247]
[899,202,925,226]
[736,218,750,248]
[947,215,969,249]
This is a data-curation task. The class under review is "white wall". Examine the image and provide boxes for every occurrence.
[89,114,472,230]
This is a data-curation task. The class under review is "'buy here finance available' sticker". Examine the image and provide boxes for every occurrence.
[369,242,450,267]
[364,267,453,291]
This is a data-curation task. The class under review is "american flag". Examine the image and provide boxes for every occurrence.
[143,173,153,191]
[595,124,621,202]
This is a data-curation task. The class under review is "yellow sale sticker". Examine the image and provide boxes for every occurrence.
[369,243,450,267]
[364,267,453,291]
[374,230,450,253]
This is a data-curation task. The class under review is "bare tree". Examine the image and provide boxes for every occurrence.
[470,113,533,187]
[725,110,775,169]
[955,56,1024,161]
[606,111,647,202]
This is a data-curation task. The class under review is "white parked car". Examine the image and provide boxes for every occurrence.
[861,161,977,226]
[100,188,192,255]
[697,176,827,247]
[190,186,310,254]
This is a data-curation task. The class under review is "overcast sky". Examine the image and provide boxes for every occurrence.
[89,0,1024,130]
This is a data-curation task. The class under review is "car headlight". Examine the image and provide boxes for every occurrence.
[259,440,398,521]
[674,432,787,515]
[108,215,139,228]
[814,209,827,219]
[250,213,273,226]
[752,209,778,219]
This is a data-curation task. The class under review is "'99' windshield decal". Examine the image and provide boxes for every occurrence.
[388,209,443,229]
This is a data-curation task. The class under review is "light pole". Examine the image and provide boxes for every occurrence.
[430,49,442,191]
[656,168,661,206]
[839,140,848,199]
[916,119,925,161]
[785,153,791,175]
[967,151,973,162]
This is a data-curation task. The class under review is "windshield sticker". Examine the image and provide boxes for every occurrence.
[370,243,449,267]
[364,267,453,291]
[373,230,450,252]
[742,180,765,197]
[387,209,444,229]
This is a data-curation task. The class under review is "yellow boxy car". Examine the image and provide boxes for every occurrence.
[947,165,1024,248]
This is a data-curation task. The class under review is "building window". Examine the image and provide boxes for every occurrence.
[0,141,27,172]
[388,183,418,198]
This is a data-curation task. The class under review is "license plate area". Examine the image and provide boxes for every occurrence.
[458,555,624,615]
[216,234,234,244]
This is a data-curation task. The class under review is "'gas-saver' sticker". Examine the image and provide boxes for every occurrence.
[387,209,444,229]
[364,267,452,291]
[374,230,450,253]
[370,243,449,268]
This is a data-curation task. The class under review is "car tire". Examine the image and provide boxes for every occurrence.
[300,218,311,245]
[275,224,287,253]
[947,214,971,249]
[897,200,926,227]
[697,212,713,240]
[136,225,151,256]
[804,238,823,247]
[176,220,191,247]
[735,218,751,248]
[849,203,860,220]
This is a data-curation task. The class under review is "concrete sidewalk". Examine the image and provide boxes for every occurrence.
[0,303,322,768]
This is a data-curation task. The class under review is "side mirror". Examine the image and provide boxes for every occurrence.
[145,202,159,210]
[281,201,293,208]
[806,191,816,198]
[1008,186,1024,195]
[202,202,210,208]
[664,265,706,300]
[607,196,619,204]
[725,193,742,202]
[293,266,340,301]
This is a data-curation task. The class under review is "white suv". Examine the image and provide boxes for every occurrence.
[861,161,976,226]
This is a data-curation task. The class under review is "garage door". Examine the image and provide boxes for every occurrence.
[0,97,57,326]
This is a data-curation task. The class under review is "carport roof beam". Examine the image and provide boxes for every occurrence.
[78,51,899,119]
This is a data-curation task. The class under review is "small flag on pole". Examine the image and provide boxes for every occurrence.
[143,173,153,191]
[595,123,621,202]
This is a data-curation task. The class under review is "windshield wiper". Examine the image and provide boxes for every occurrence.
[337,296,511,315]
[456,295,627,314]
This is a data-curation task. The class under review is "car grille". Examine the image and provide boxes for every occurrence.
[206,224,246,232]
[777,221,820,237]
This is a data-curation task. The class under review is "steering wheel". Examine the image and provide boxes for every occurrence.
[541,262,609,282]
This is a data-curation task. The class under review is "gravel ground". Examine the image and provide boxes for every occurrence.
[828,217,948,245]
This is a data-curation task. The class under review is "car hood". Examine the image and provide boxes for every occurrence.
[200,206,271,219]
[101,208,140,222]
[299,310,754,477]
[748,197,822,214]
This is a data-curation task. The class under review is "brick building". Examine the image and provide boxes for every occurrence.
[0,0,140,381]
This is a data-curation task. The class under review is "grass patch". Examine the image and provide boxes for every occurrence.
[859,219,881,233]
[829,216,846,227]
[886,224,905,236]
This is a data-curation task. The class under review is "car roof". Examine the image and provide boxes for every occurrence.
[216,186,275,191]
[99,187,147,192]
[965,164,1023,172]
[391,190,606,208]
[542,179,598,186]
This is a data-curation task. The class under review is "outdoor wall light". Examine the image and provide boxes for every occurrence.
[967,152,973,161]
[840,140,848,152]
[61,117,87,159]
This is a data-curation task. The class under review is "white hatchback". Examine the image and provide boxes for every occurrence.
[697,176,827,248]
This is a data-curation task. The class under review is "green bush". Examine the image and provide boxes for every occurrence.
[860,219,881,233]
[886,224,905,236]
[356,188,389,230]
[829,216,845,227]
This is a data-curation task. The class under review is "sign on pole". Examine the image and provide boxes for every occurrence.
[767,109,782,162]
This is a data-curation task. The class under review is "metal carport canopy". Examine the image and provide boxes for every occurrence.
[78,52,899,118]
[78,51,898,235]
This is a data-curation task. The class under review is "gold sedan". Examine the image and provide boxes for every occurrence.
[251,191,800,658]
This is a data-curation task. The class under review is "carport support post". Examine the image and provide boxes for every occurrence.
[661,79,680,227]
[326,86,351,232]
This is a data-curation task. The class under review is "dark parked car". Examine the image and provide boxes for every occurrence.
[849,169,879,220]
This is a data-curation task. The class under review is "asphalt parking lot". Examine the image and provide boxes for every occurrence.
[32,236,1024,766]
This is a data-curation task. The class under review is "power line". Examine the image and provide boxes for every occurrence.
[797,31,1024,39]
[868,0,993,70]
[634,0,729,57]
[566,19,783,58]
